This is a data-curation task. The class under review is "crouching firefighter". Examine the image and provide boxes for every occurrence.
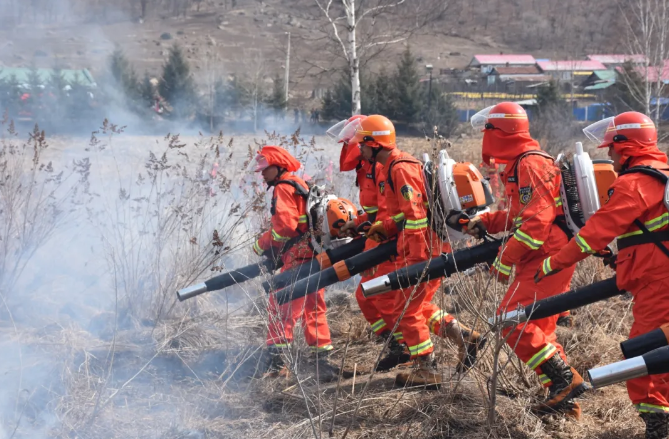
[344,115,486,389]
[329,115,412,371]
[463,102,586,419]
[536,112,669,438]
[251,146,339,381]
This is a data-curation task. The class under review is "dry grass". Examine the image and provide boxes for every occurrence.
[0,125,651,439]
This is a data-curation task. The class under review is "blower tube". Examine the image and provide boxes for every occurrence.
[588,345,669,389]
[490,277,622,327]
[274,240,398,305]
[360,238,502,298]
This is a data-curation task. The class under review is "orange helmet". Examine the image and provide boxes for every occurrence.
[253,145,301,172]
[352,115,396,149]
[325,198,357,237]
[471,102,529,134]
[583,111,657,149]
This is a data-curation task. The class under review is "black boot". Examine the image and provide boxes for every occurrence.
[531,354,589,417]
[557,313,575,328]
[264,346,290,378]
[312,350,340,383]
[641,412,669,439]
[376,336,412,372]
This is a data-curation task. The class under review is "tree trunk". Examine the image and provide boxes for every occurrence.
[347,0,361,115]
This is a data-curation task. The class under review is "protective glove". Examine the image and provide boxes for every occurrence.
[489,257,511,284]
[367,221,389,243]
[339,219,359,238]
[446,211,487,238]
[534,257,561,283]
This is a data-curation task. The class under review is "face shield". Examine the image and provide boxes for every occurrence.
[250,154,270,173]
[326,120,348,141]
[470,105,494,131]
[583,117,615,148]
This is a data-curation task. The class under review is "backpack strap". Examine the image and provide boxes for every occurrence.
[506,150,555,185]
[274,179,309,199]
[616,166,669,258]
[272,179,311,256]
[386,157,422,193]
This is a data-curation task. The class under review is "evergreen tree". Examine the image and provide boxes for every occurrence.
[26,63,45,122]
[139,72,155,108]
[0,74,22,117]
[423,83,459,137]
[532,79,575,154]
[108,48,139,103]
[67,73,91,120]
[362,70,393,116]
[266,74,287,116]
[159,44,197,118]
[320,74,351,121]
[391,47,422,124]
[216,76,250,118]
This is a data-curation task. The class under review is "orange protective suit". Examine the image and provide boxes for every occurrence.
[378,148,457,358]
[253,169,333,353]
[542,134,669,414]
[480,133,574,387]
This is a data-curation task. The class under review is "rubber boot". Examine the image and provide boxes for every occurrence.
[531,354,590,417]
[376,336,412,372]
[442,320,488,373]
[395,352,442,390]
[312,350,341,383]
[641,412,669,439]
[264,346,290,379]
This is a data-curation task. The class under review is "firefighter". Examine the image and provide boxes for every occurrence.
[332,115,412,371]
[536,112,669,438]
[464,102,586,418]
[344,115,485,388]
[251,146,339,381]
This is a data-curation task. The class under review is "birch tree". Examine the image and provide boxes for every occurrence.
[618,0,669,124]
[308,0,451,115]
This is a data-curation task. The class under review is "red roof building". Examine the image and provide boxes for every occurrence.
[537,60,608,81]
[587,54,648,66]
[468,54,537,73]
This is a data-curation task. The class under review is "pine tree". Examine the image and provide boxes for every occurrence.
[216,76,250,118]
[48,65,68,99]
[109,48,139,102]
[67,73,90,120]
[363,70,393,116]
[266,74,287,116]
[139,72,155,108]
[392,47,422,124]
[159,44,197,118]
[0,74,22,117]
[26,63,45,122]
[423,83,459,137]
[320,74,351,121]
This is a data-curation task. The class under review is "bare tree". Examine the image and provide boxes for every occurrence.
[619,0,669,123]
[304,0,451,115]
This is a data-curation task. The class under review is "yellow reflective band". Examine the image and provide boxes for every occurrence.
[370,319,387,333]
[554,196,563,207]
[409,339,434,356]
[392,212,405,223]
[310,344,334,352]
[253,240,263,255]
[513,229,544,250]
[363,205,379,214]
[542,257,552,275]
[393,332,403,340]
[298,215,308,224]
[635,403,669,414]
[575,234,595,254]
[405,218,428,230]
[539,374,552,385]
[423,201,430,207]
[526,344,557,370]
[618,213,669,239]
[271,343,291,348]
[271,229,290,242]
[428,310,446,325]
[492,257,512,275]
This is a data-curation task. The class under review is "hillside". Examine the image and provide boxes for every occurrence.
[0,0,624,104]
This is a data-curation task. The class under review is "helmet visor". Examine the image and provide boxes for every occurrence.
[338,119,362,143]
[583,117,615,147]
[470,105,494,130]
[326,120,347,140]
[252,154,270,172]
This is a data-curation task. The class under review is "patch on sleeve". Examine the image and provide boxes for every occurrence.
[519,186,532,205]
[606,188,614,203]
[400,184,414,201]
[379,181,385,194]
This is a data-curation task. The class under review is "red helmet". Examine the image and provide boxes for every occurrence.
[583,111,657,149]
[352,115,396,149]
[471,102,529,134]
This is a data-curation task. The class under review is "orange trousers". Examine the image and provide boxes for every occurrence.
[497,261,575,387]
[266,242,333,352]
[627,276,669,414]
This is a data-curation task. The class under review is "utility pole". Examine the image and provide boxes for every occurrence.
[285,32,291,105]
[426,64,434,110]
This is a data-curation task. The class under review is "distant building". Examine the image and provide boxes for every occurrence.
[537,60,607,82]
[616,60,669,84]
[586,54,647,68]
[581,70,617,91]
[467,54,537,74]
[487,65,544,85]
[0,67,97,89]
